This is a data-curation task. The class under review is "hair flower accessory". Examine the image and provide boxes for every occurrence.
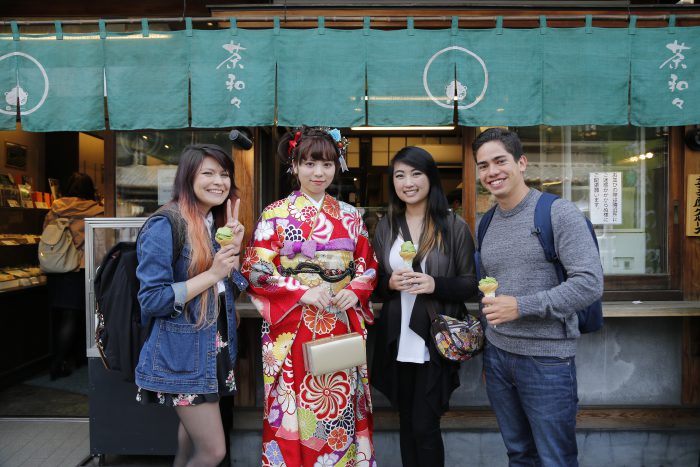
[328,128,342,142]
[323,127,350,172]
[288,131,302,155]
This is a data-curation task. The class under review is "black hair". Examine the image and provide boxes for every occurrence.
[64,172,97,201]
[388,146,449,258]
[472,127,524,162]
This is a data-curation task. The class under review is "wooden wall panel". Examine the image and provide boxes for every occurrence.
[232,147,255,249]
[681,126,700,405]
[683,127,700,300]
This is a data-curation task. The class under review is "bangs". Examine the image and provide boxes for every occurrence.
[299,138,338,162]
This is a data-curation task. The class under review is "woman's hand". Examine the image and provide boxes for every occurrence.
[401,272,435,295]
[226,199,245,254]
[388,269,412,291]
[300,286,332,310]
[331,289,359,311]
[210,243,239,280]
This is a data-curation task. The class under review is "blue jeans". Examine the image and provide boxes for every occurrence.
[483,343,579,467]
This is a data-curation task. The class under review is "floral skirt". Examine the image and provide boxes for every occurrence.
[136,299,236,407]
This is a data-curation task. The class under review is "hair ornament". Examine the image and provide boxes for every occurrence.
[324,127,350,172]
[287,127,350,173]
[287,131,302,155]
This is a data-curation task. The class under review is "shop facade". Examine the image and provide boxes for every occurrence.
[1,1,699,464]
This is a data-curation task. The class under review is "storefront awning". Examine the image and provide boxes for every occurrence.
[0,18,698,131]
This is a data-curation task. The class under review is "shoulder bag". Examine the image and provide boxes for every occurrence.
[398,215,484,362]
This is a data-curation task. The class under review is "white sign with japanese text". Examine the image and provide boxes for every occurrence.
[589,172,623,225]
[687,174,700,237]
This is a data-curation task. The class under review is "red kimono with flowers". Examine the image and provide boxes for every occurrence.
[242,191,378,467]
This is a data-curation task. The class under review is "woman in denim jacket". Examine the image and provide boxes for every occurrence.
[135,144,247,467]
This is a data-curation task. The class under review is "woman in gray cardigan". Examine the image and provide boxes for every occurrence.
[371,146,478,467]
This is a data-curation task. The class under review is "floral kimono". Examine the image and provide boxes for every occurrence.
[242,191,378,467]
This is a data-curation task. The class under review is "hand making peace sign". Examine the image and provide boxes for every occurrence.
[226,198,245,254]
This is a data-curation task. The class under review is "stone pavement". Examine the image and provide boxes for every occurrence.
[0,419,171,467]
[2,417,699,466]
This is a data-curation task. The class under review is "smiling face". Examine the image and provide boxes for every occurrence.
[392,161,430,208]
[193,156,231,214]
[294,155,336,201]
[476,140,529,211]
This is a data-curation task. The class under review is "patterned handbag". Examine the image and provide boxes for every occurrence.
[428,307,484,362]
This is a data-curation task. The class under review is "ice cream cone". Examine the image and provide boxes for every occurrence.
[215,226,234,247]
[399,241,417,269]
[478,277,499,297]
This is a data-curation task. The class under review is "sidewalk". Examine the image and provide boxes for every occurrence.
[0,419,171,467]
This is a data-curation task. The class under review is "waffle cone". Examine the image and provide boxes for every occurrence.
[399,251,416,262]
[478,283,498,297]
[216,238,234,248]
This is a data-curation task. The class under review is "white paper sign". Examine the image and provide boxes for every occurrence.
[589,172,622,225]
[157,168,177,206]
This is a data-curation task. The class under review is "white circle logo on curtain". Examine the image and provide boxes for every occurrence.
[423,46,488,110]
[0,52,49,116]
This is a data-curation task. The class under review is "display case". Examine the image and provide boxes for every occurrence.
[83,217,178,460]
[0,207,50,385]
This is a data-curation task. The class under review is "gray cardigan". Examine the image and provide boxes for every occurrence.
[480,189,604,358]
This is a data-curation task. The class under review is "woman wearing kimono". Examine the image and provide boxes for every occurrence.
[242,126,378,467]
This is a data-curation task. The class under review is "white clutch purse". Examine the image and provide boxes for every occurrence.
[302,332,366,376]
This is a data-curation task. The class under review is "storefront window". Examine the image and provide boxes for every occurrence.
[115,130,232,217]
[476,125,669,275]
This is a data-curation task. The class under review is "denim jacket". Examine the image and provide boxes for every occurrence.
[134,215,244,394]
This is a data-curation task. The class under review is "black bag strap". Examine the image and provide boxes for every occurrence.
[474,204,497,283]
[136,205,185,266]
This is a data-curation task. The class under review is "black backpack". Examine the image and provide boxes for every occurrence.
[94,208,185,382]
[475,192,604,334]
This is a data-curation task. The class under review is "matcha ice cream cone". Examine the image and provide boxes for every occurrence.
[478,276,499,297]
[215,226,234,247]
[399,241,416,268]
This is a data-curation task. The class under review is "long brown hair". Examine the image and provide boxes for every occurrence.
[172,144,238,328]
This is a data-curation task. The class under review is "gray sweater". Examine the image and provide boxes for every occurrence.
[481,189,604,358]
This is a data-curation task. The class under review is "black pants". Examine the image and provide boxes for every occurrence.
[397,361,445,467]
[50,306,86,373]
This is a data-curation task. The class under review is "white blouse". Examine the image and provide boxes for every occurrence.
[390,235,430,363]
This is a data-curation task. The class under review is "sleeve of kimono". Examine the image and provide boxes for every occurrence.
[241,210,307,328]
[345,212,379,325]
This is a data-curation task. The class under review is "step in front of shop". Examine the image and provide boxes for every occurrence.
[229,407,700,466]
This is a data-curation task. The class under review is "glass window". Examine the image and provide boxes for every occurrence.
[476,125,669,275]
[115,130,232,217]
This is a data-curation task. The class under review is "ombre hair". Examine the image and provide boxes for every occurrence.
[387,146,450,261]
[172,144,238,328]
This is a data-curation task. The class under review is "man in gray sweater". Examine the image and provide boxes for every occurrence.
[473,128,603,467]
